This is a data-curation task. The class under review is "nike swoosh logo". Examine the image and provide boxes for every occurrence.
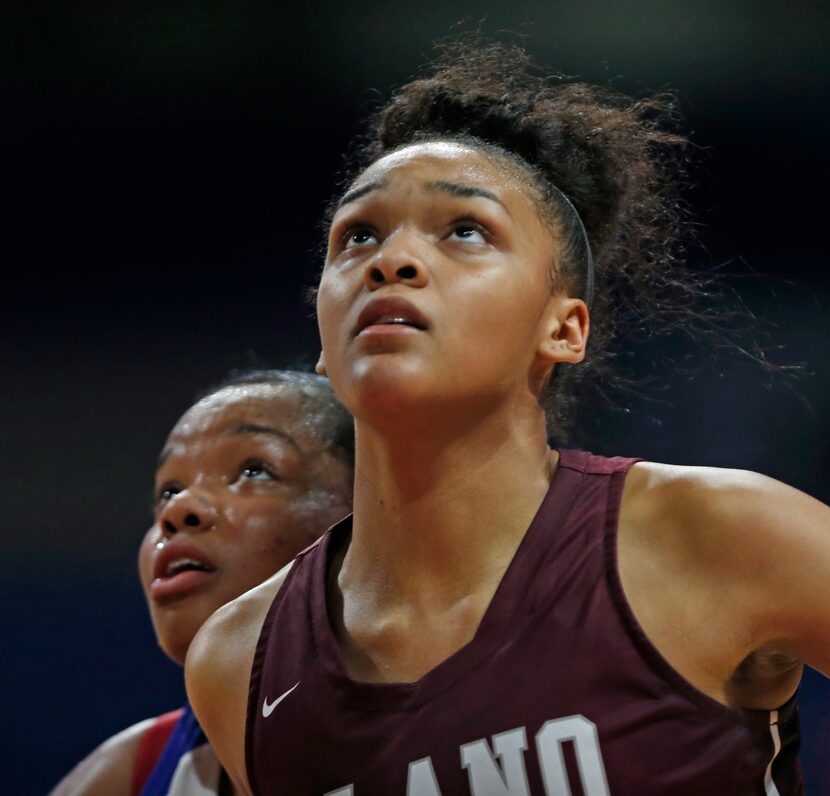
[262,680,300,718]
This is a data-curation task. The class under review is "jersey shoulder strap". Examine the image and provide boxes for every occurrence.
[130,709,184,796]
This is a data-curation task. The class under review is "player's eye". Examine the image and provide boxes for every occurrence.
[156,483,181,505]
[448,221,488,244]
[239,461,277,482]
[343,227,379,249]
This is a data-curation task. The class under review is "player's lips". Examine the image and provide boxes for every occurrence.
[150,538,217,600]
[354,297,429,337]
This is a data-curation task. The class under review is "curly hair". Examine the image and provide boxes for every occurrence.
[325,34,770,443]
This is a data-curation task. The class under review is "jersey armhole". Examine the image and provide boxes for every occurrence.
[603,464,762,719]
[244,555,308,796]
[130,709,184,796]
[606,463,804,794]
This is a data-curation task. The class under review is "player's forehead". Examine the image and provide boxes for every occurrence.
[164,384,304,449]
[365,140,491,175]
[348,140,532,203]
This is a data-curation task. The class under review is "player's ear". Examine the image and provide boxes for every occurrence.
[315,352,327,375]
[537,297,589,365]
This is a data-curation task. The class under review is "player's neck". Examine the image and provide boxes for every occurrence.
[343,404,555,608]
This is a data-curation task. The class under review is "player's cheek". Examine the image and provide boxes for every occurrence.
[136,534,155,595]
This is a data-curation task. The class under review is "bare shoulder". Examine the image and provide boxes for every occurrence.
[185,560,294,796]
[49,716,154,796]
[619,460,830,697]
[622,460,827,567]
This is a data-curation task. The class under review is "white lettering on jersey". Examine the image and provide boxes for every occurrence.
[536,715,611,796]
[407,756,443,796]
[323,714,611,795]
[460,726,531,795]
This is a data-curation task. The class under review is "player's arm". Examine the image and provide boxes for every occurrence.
[713,471,830,672]
[185,562,293,796]
[49,717,154,796]
[664,466,829,687]
[620,462,830,709]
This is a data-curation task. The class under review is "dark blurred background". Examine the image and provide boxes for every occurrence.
[1,2,827,793]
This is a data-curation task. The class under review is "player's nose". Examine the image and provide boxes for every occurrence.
[363,232,429,290]
[158,490,218,536]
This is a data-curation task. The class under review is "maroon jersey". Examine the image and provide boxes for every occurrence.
[246,450,802,795]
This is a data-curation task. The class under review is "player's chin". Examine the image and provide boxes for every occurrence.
[350,356,443,411]
[152,600,222,667]
[156,625,197,667]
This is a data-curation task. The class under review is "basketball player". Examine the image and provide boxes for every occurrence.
[186,39,829,794]
[52,370,353,795]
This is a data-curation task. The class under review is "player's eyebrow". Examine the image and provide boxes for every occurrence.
[337,179,387,209]
[157,447,174,469]
[156,423,301,470]
[425,180,512,216]
[226,423,301,452]
[336,177,511,218]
